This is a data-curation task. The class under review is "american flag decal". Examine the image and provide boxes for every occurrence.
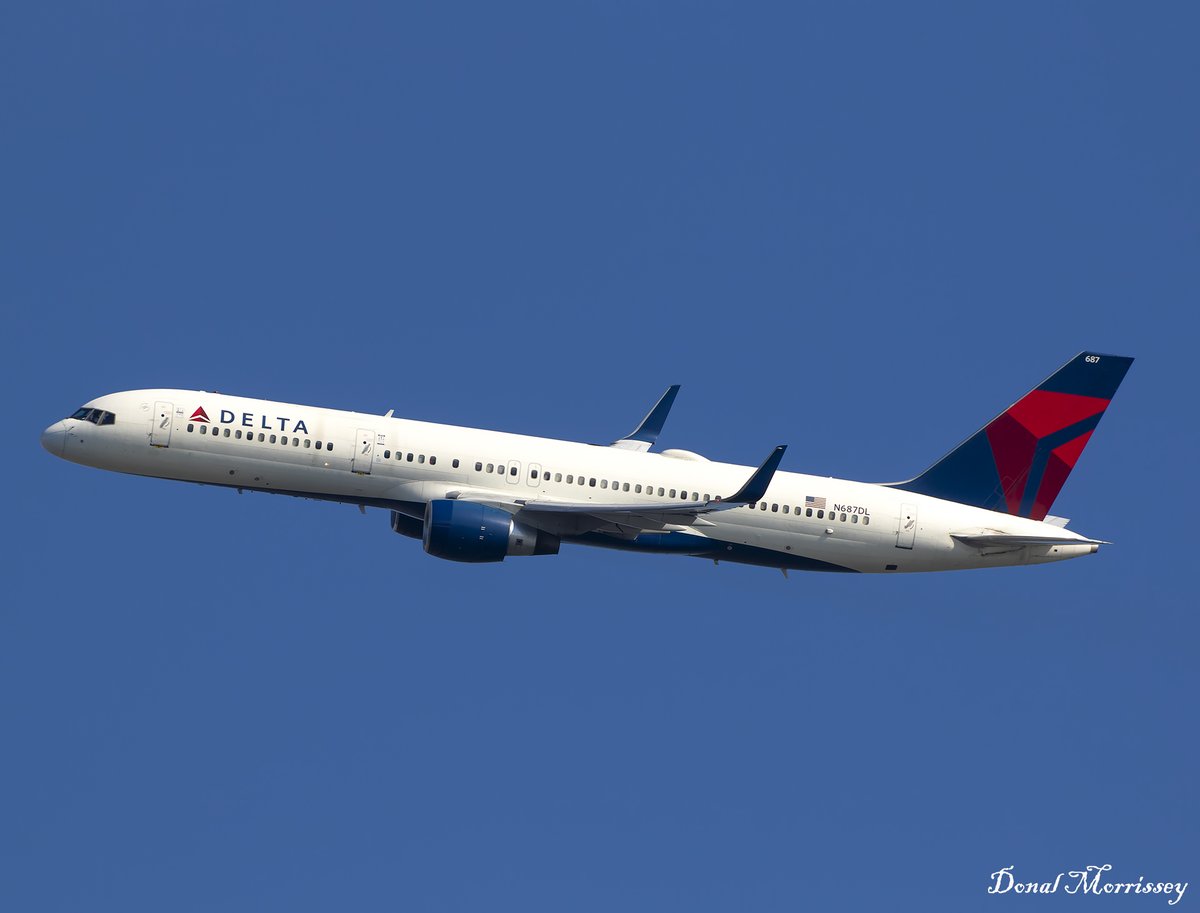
[805,495,826,509]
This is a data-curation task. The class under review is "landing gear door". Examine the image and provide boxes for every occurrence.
[897,503,917,549]
[151,401,173,447]
[352,428,375,474]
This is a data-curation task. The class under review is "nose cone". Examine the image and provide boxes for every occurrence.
[41,421,68,457]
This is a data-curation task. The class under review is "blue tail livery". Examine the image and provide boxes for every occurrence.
[888,352,1134,520]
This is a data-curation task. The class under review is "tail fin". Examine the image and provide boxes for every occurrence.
[888,352,1133,519]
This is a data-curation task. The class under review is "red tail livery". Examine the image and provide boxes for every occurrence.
[890,352,1133,519]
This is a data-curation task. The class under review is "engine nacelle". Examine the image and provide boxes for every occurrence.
[390,510,424,540]
[421,499,560,563]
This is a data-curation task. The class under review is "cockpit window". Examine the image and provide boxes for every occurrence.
[69,408,116,425]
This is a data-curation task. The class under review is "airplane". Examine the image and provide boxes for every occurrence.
[41,352,1132,574]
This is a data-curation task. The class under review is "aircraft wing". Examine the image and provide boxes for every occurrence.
[520,445,785,537]
[449,445,787,538]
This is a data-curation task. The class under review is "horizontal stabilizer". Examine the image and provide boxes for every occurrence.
[951,531,1108,550]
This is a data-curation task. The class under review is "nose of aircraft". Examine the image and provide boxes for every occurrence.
[41,420,68,457]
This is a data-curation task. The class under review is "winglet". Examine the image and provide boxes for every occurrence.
[721,445,787,504]
[610,385,681,452]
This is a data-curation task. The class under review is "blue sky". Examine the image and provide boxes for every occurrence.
[4,2,1196,910]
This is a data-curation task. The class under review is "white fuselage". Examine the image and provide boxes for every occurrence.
[41,389,1102,573]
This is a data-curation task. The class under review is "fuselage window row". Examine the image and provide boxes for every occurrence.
[186,422,332,451]
[175,428,877,524]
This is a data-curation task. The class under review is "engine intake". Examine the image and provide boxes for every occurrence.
[421,499,560,563]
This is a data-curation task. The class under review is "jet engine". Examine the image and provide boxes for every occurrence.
[419,499,560,563]
[390,510,424,540]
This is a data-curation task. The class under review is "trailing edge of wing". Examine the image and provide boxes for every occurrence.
[609,385,680,452]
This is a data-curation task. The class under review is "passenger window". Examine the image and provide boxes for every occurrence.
[863,516,870,526]
[840,513,847,522]
[692,492,699,501]
[187,424,194,432]
[806,508,813,517]
[703,494,710,501]
[304,439,311,448]
[657,487,664,496]
[623,483,630,492]
[670,489,677,498]
[269,434,277,443]
[407,453,414,462]
[200,425,207,435]
[315,440,322,449]
[509,466,516,476]
[851,514,858,523]
[783,505,790,514]
[451,458,459,468]
[817,509,824,519]
[384,450,391,459]
[579,476,585,486]
[772,504,778,512]
[327,444,333,452]
[566,474,573,484]
[487,463,494,473]
[589,477,596,487]
[419,455,426,464]
[760,503,767,511]
[555,473,562,482]
[430,456,437,465]
[475,462,482,471]
[292,438,299,446]
[601,480,608,489]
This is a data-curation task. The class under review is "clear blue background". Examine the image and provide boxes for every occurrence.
[4,2,1195,909]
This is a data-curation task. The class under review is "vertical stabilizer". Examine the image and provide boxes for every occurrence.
[888,352,1133,519]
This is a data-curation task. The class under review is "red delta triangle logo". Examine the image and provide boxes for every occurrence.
[190,406,211,423]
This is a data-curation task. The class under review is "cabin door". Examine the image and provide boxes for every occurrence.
[352,428,375,474]
[896,503,917,549]
[151,401,174,447]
